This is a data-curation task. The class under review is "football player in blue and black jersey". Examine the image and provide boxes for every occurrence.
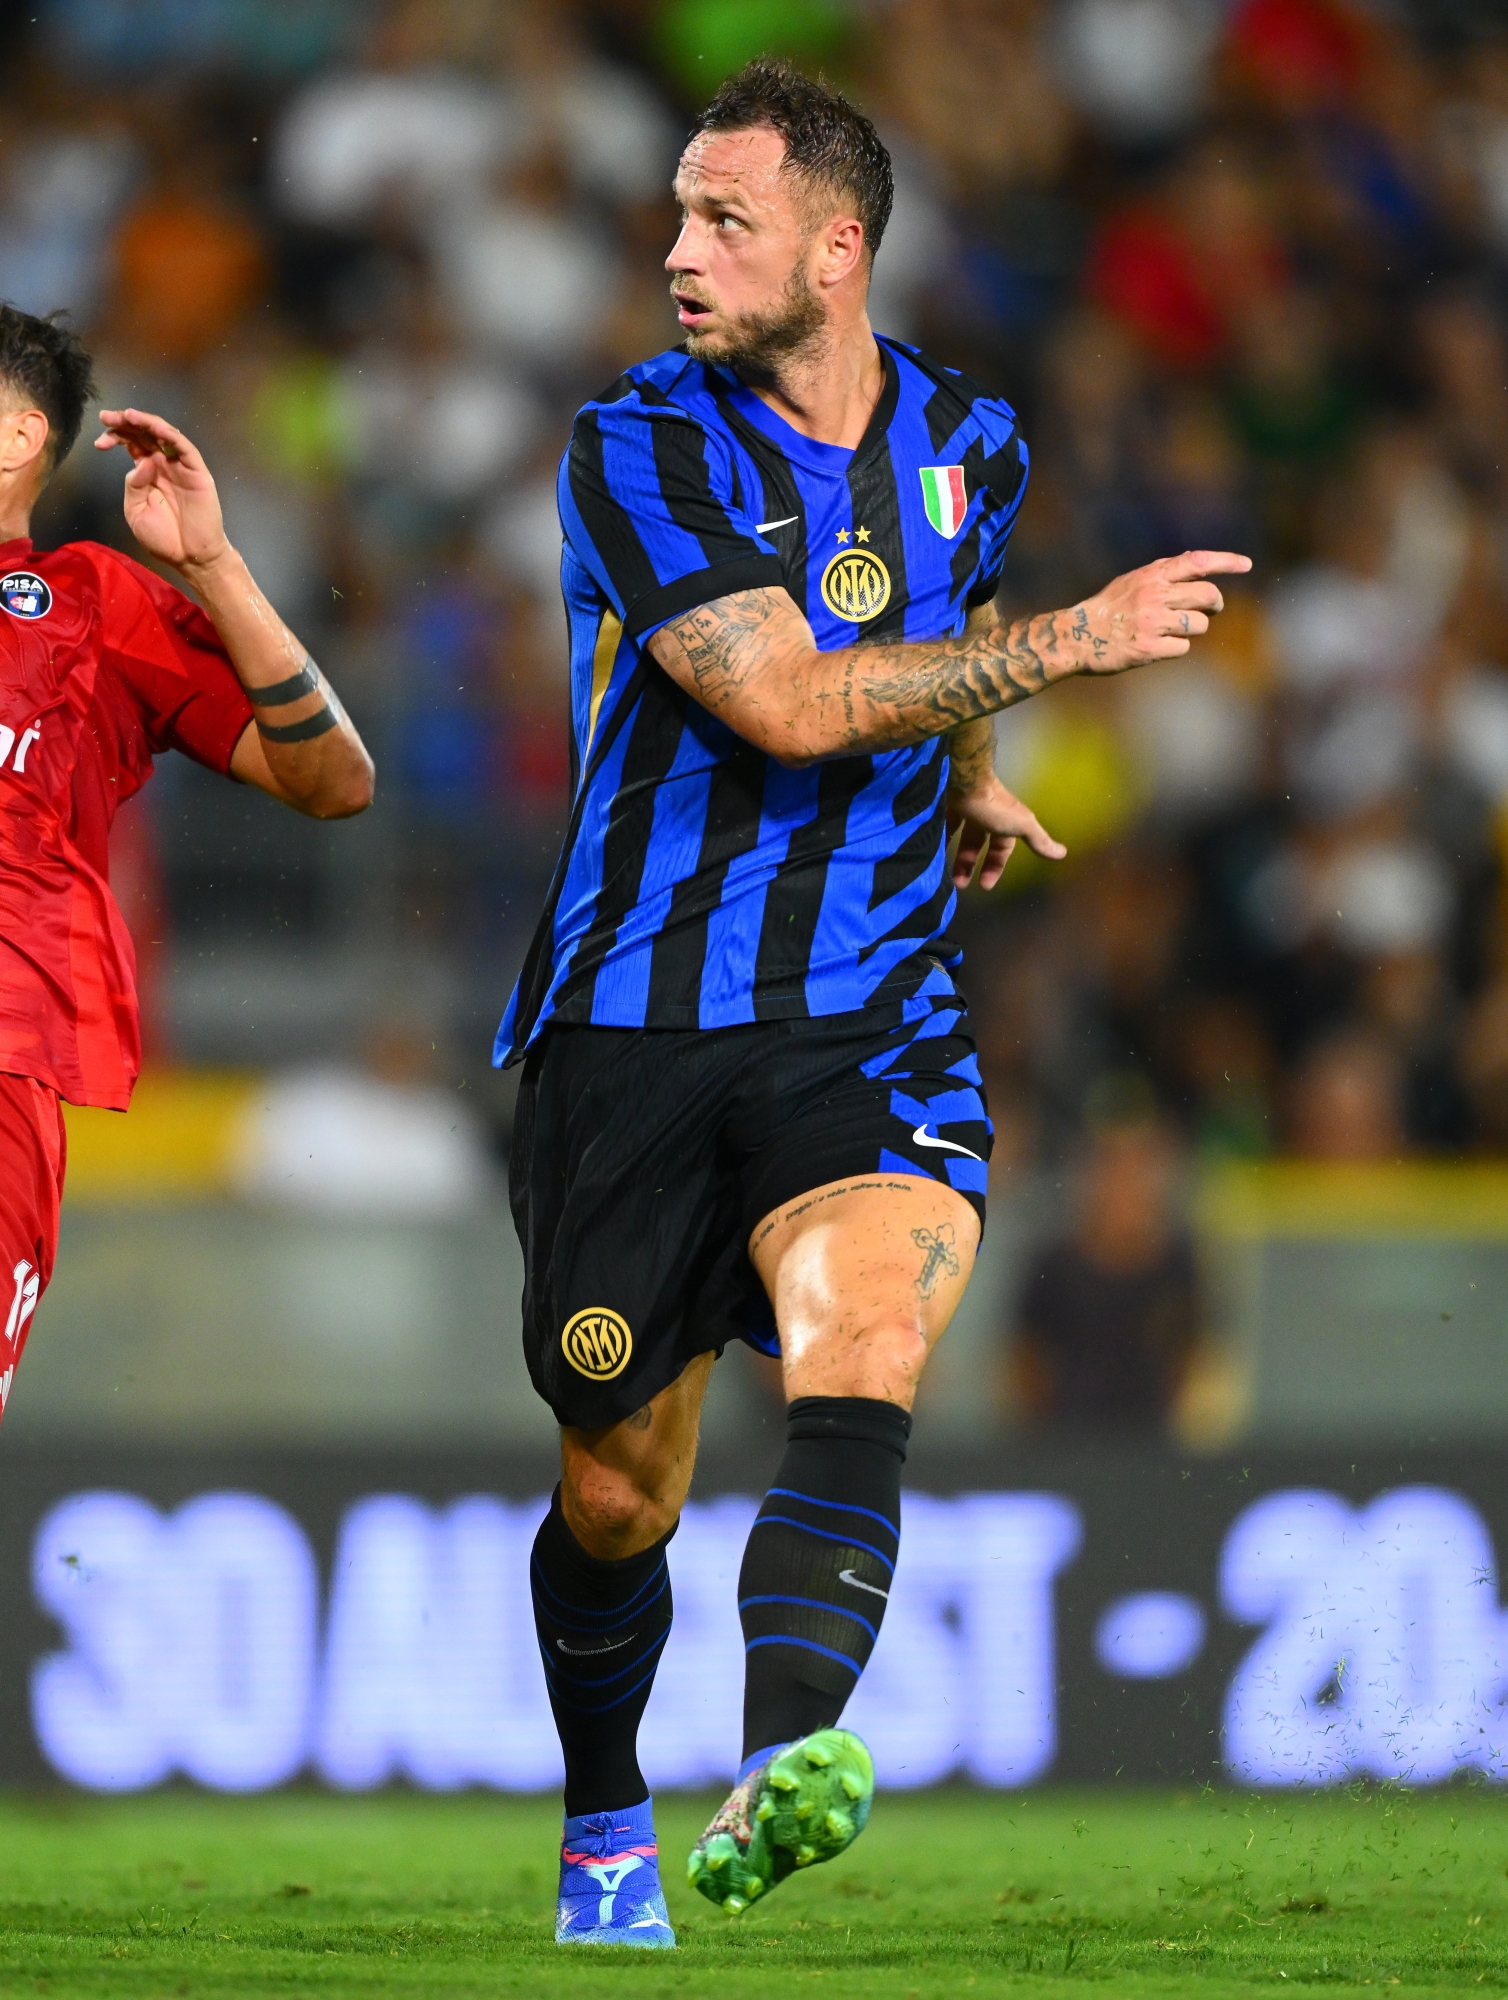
[500,59,1250,1945]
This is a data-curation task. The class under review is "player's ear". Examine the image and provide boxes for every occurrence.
[0,405,51,479]
[820,214,867,290]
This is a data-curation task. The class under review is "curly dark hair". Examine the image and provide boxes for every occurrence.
[0,303,97,471]
[691,58,894,263]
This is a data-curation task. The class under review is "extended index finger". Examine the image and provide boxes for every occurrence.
[1161,550,1254,583]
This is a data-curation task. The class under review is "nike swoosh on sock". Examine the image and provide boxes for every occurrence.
[556,1631,637,1656]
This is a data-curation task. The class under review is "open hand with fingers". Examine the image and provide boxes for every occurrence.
[947,773,1066,890]
[95,409,229,575]
[1067,549,1253,676]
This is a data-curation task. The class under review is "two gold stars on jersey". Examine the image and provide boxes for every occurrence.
[821,526,890,624]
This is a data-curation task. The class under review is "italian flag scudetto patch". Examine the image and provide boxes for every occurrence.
[919,465,967,538]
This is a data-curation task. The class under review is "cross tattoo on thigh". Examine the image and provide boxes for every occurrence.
[911,1222,960,1299]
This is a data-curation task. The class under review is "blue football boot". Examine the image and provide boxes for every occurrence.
[555,1797,676,1947]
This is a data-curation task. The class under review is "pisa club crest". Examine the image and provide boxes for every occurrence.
[561,1306,633,1381]
[919,466,967,538]
[1,572,51,620]
[820,546,891,623]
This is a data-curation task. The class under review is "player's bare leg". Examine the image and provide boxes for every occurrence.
[751,1174,979,1406]
[689,1174,978,1911]
[559,1349,715,1559]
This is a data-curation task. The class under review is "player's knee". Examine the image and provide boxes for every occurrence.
[786,1315,933,1402]
[563,1461,676,1559]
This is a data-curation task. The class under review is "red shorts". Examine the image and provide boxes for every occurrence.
[0,1071,66,1423]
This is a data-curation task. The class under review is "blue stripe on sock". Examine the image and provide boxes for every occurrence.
[539,1634,671,1708]
[532,1568,668,1632]
[737,1593,879,1643]
[744,1633,863,1676]
[750,1515,895,1573]
[765,1488,900,1539]
[530,1559,668,1629]
[536,1632,664,1696]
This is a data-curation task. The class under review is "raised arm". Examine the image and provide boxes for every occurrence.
[647,548,1252,769]
[96,408,374,820]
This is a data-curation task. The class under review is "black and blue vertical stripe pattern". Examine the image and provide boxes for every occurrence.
[737,1485,899,1700]
[495,336,1028,1067]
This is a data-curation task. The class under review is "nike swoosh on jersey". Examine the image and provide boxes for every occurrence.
[840,1568,890,1601]
[911,1124,983,1161]
[756,515,799,533]
[556,1631,637,1656]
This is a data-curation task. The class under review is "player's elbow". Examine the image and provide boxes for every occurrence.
[304,752,376,819]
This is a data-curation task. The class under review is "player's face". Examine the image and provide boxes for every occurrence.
[668,127,827,372]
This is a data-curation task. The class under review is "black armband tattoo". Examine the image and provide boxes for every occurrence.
[247,662,321,707]
[257,705,338,743]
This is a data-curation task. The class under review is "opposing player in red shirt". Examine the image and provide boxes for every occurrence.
[0,303,374,1420]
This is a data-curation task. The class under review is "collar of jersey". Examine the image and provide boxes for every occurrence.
[0,537,34,565]
[714,339,900,476]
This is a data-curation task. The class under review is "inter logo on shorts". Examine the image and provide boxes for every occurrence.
[562,1307,633,1381]
[820,547,891,623]
[919,466,967,538]
[1,572,51,620]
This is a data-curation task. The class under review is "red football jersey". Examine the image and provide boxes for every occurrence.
[0,536,253,1109]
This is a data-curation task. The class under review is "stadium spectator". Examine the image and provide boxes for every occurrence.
[1007,1091,1202,1431]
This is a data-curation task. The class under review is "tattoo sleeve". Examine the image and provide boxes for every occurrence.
[945,717,996,799]
[650,587,1099,763]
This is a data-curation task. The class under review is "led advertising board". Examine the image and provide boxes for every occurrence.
[2,1448,1505,1793]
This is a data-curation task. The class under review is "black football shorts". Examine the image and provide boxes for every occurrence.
[508,995,992,1429]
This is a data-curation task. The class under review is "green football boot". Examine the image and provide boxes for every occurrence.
[688,1728,875,1914]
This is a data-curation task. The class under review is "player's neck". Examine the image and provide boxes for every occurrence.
[742,317,884,452]
[0,476,35,546]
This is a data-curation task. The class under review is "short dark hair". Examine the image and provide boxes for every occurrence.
[691,58,894,263]
[0,304,96,471]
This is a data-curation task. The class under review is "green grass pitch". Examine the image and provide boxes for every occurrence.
[1,1786,1507,1996]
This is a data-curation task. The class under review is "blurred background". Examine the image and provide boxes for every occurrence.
[6,0,1508,1797]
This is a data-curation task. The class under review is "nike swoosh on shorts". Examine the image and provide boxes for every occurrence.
[911,1124,983,1161]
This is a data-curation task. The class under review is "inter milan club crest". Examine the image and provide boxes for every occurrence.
[561,1306,633,1381]
[1,572,51,620]
[820,543,891,623]
[919,466,967,538]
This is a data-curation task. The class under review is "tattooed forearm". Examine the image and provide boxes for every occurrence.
[945,716,997,799]
[649,587,1105,764]
[855,610,1079,737]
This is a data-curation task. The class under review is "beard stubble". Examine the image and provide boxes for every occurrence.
[679,263,827,383]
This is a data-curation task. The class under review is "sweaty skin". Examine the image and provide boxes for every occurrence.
[555,124,1250,1558]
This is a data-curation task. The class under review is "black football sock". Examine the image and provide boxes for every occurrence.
[738,1395,911,1767]
[530,1487,675,1816]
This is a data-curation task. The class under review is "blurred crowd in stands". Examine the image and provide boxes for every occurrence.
[8,0,1508,1241]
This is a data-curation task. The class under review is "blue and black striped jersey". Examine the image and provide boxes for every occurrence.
[495,335,1028,1065]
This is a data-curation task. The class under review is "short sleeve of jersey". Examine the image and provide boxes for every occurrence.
[92,549,254,775]
[966,413,1029,611]
[563,390,785,639]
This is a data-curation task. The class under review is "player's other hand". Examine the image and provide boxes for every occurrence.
[95,410,229,575]
[947,774,1066,890]
[1070,549,1253,676]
